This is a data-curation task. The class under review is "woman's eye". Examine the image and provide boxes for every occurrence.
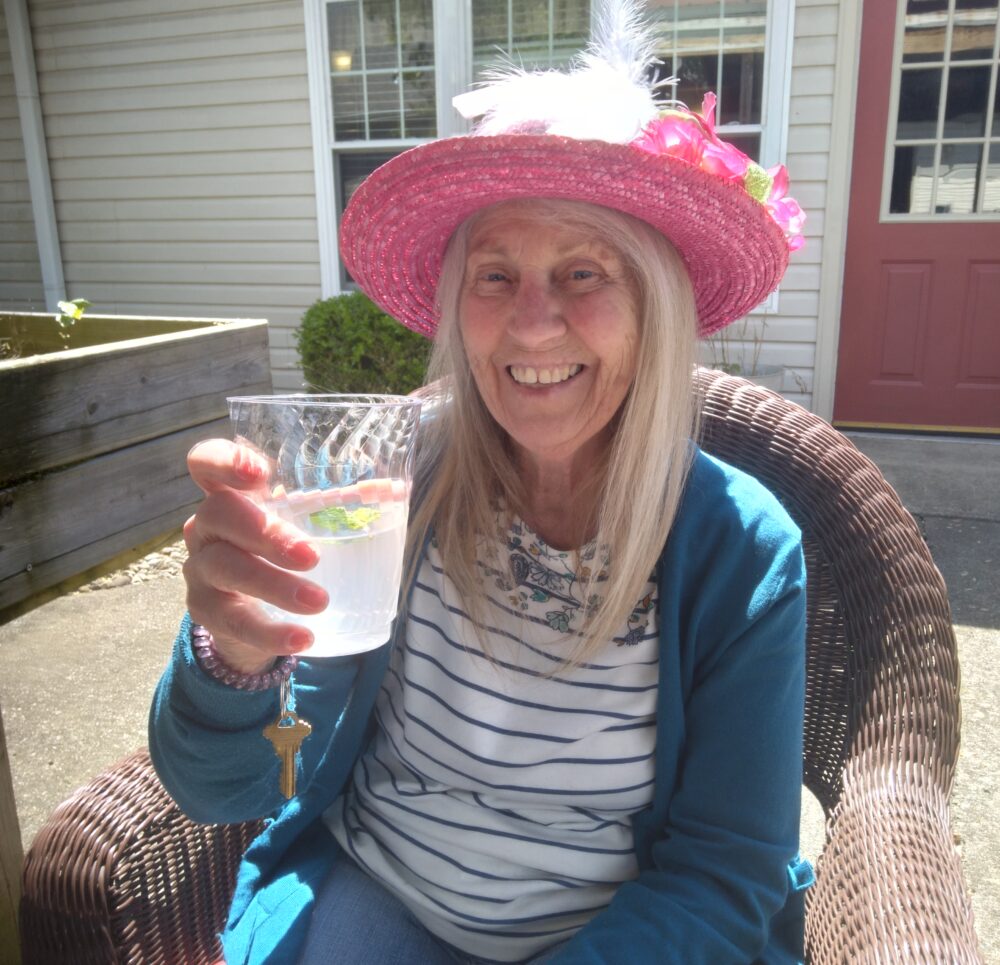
[484,271,508,283]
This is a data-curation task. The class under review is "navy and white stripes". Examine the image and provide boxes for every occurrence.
[324,522,659,962]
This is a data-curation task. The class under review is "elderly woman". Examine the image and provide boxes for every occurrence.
[149,5,810,964]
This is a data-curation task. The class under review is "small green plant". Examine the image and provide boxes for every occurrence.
[56,298,91,330]
[55,298,92,346]
[295,292,431,394]
[706,314,767,377]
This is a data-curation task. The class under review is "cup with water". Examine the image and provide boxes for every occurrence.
[227,393,422,657]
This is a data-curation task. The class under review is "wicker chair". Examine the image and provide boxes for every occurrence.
[19,369,983,964]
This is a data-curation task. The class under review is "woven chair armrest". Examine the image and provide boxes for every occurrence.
[806,756,983,964]
[20,749,262,965]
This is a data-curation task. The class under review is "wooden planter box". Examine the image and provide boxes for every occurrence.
[0,313,272,615]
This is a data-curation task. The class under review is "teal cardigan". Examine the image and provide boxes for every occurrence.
[149,449,813,964]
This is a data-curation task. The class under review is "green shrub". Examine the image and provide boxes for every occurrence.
[295,292,432,394]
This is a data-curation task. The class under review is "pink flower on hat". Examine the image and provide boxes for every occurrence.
[631,91,805,251]
[630,107,706,166]
[765,165,807,251]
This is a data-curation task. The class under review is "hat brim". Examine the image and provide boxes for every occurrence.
[339,134,790,338]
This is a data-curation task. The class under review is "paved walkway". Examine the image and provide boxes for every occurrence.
[1,433,997,959]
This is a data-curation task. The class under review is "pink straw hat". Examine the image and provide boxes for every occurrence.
[340,3,804,339]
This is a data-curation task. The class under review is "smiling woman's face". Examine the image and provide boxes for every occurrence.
[459,206,641,471]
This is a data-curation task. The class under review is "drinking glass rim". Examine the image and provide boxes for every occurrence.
[227,393,421,409]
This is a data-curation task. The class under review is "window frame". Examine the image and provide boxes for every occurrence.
[880,0,1000,223]
[305,0,796,299]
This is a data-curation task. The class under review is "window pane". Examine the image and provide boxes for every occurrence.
[943,65,991,137]
[367,72,402,138]
[332,75,366,140]
[675,54,719,109]
[328,2,361,68]
[328,0,435,143]
[936,143,983,213]
[339,151,400,285]
[719,49,764,125]
[950,6,997,60]
[995,69,1000,134]
[983,143,1000,211]
[364,0,398,70]
[402,69,436,136]
[472,0,588,74]
[890,143,936,213]
[897,68,942,139]
[400,0,434,67]
[903,5,948,64]
[725,132,761,162]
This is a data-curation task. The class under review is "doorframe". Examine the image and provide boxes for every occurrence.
[811,0,864,422]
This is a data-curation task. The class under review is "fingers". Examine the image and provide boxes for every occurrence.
[184,489,319,572]
[184,546,328,660]
[185,584,315,666]
[187,438,271,495]
[186,541,328,615]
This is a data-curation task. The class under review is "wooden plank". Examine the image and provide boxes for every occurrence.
[0,702,22,965]
[0,419,228,609]
[0,318,270,483]
[0,526,181,623]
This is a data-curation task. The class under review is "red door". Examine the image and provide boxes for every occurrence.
[834,0,1000,434]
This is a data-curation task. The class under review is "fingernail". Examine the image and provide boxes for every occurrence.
[294,584,328,610]
[287,630,313,652]
[287,540,319,567]
[236,451,266,481]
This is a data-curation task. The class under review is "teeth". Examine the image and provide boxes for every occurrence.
[510,364,582,386]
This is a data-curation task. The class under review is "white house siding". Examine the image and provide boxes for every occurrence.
[701,0,842,411]
[28,0,321,390]
[0,7,45,312]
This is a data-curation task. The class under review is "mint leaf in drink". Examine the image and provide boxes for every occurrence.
[309,505,382,532]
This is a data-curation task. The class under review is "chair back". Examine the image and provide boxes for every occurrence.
[695,366,960,816]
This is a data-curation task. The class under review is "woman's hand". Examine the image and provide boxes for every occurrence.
[182,439,329,674]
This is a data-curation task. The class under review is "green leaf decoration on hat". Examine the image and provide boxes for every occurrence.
[743,163,774,204]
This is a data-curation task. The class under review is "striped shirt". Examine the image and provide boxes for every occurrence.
[324,518,659,962]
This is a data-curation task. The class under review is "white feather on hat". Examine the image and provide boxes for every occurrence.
[453,0,667,145]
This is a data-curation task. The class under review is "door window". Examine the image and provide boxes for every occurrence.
[887,0,1000,217]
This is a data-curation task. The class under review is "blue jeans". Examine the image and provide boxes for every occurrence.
[298,848,566,965]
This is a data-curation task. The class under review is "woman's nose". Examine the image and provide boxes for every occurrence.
[508,277,566,344]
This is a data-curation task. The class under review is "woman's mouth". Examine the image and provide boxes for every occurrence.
[507,363,583,386]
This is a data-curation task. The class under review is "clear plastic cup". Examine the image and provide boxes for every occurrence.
[227,394,422,657]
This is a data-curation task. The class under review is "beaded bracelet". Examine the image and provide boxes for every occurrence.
[191,624,298,692]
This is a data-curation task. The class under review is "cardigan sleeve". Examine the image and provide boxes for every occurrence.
[148,613,367,825]
[552,458,808,964]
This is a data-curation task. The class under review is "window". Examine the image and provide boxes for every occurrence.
[647,0,770,161]
[306,0,794,294]
[471,0,590,74]
[886,0,1000,218]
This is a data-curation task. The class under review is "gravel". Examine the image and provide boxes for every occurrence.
[73,537,188,592]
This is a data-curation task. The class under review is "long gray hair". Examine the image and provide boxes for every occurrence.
[404,199,699,666]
